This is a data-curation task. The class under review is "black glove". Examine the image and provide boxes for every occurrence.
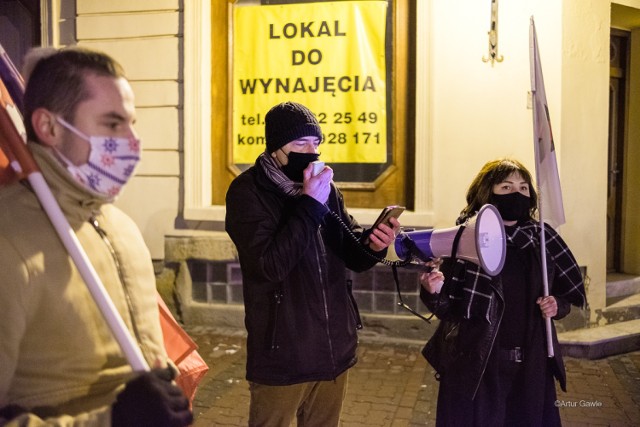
[112,367,193,427]
[0,404,28,421]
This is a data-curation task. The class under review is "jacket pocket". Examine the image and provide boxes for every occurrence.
[422,320,460,378]
[265,289,283,351]
[346,279,363,330]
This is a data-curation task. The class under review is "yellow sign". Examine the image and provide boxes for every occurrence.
[232,1,387,164]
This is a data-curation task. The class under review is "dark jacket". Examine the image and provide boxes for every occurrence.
[421,221,586,401]
[225,162,384,385]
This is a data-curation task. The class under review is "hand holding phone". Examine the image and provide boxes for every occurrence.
[371,205,405,229]
[365,205,405,245]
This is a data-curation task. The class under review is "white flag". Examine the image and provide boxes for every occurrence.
[530,17,565,228]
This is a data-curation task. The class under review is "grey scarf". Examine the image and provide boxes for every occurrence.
[257,152,303,197]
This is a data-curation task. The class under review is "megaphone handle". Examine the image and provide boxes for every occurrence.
[450,225,466,260]
[392,264,435,323]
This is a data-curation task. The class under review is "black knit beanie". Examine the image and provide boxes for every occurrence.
[265,102,323,153]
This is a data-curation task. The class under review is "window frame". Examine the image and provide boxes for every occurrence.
[184,0,434,225]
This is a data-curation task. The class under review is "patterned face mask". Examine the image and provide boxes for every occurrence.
[55,117,141,198]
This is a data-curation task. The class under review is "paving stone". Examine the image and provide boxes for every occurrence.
[186,326,640,426]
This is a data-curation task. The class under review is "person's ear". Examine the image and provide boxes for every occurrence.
[31,108,60,147]
[273,148,288,166]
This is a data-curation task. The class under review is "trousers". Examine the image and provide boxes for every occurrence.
[248,370,349,427]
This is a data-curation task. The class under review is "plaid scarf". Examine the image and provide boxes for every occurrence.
[257,152,303,197]
[451,221,587,323]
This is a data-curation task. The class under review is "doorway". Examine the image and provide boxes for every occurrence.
[607,30,628,274]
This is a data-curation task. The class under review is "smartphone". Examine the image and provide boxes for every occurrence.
[372,205,405,229]
[363,205,404,244]
[311,160,325,176]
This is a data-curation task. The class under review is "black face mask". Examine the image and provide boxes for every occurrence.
[281,152,319,182]
[490,192,531,222]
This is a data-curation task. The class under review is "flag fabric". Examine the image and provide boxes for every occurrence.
[0,83,17,185]
[0,77,33,186]
[0,43,29,186]
[0,135,15,184]
[529,18,561,357]
[0,84,18,184]
[157,295,210,406]
[529,18,565,229]
[0,43,25,114]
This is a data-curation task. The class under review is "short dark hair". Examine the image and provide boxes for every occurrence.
[23,47,126,141]
[457,158,538,224]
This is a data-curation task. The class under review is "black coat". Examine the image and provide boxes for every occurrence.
[421,221,586,426]
[225,162,383,385]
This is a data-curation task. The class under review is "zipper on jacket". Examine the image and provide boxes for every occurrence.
[88,215,144,350]
[316,226,337,373]
[267,289,283,351]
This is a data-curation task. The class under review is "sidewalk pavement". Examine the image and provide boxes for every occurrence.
[186,325,640,427]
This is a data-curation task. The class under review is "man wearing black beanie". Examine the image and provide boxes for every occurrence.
[225,101,400,426]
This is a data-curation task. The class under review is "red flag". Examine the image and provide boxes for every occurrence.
[530,18,565,228]
[157,295,209,406]
[0,139,15,184]
[0,43,25,114]
[0,78,35,186]
[0,43,29,186]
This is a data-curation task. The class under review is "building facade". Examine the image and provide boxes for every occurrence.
[2,0,639,330]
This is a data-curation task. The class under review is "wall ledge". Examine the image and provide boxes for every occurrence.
[164,229,236,262]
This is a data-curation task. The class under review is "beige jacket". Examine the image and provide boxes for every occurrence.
[0,143,167,426]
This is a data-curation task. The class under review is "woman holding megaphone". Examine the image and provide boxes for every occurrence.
[419,158,586,427]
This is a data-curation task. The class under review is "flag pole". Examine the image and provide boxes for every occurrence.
[0,43,25,114]
[0,60,149,372]
[529,17,554,358]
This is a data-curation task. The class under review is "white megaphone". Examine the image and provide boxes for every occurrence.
[394,204,506,276]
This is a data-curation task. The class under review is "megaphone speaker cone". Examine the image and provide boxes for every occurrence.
[393,204,506,276]
[474,204,506,276]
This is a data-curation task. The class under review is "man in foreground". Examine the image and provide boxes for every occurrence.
[0,47,192,426]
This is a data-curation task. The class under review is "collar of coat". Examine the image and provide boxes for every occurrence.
[451,221,587,323]
[29,142,109,222]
